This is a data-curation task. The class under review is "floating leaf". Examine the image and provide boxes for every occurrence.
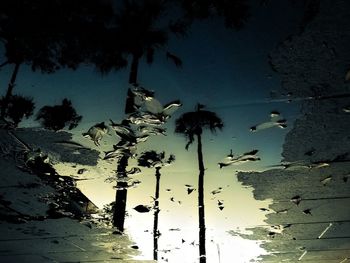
[134,205,151,213]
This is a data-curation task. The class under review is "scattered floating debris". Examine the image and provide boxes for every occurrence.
[303,209,312,215]
[298,250,308,261]
[131,85,155,101]
[144,98,182,118]
[110,119,149,144]
[345,69,350,81]
[54,140,89,150]
[320,175,332,186]
[268,231,276,238]
[185,184,196,195]
[310,162,330,169]
[268,161,309,170]
[276,209,288,214]
[304,148,315,156]
[187,188,195,195]
[126,167,141,175]
[318,223,333,239]
[138,125,167,136]
[269,224,292,235]
[125,85,153,113]
[291,195,302,205]
[218,200,224,210]
[259,208,269,212]
[127,111,165,126]
[133,205,151,213]
[77,168,87,175]
[211,187,223,195]
[103,145,135,161]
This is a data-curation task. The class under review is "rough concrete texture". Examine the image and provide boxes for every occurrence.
[0,128,154,262]
[237,0,350,262]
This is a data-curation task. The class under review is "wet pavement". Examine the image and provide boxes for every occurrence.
[0,128,154,262]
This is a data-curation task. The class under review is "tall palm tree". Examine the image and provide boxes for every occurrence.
[97,0,183,88]
[175,104,223,263]
[111,0,181,233]
[138,150,175,261]
[106,0,248,233]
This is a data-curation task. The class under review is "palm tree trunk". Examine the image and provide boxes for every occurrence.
[1,62,21,118]
[113,53,140,232]
[128,53,139,85]
[153,167,161,260]
[125,53,140,114]
[196,132,206,263]
[113,155,128,232]
[0,60,9,68]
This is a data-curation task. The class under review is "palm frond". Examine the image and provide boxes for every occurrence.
[138,150,175,167]
[166,51,182,67]
[168,19,189,37]
[175,106,224,149]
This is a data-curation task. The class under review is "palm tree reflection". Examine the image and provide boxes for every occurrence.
[175,104,223,263]
[138,150,175,260]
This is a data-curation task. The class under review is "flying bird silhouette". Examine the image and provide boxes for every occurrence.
[127,167,141,175]
[259,208,270,212]
[186,185,196,195]
[250,111,287,132]
[125,85,155,113]
[127,112,165,126]
[82,122,108,146]
[218,149,260,168]
[134,205,151,213]
[218,200,224,210]
[143,98,182,119]
[138,125,167,136]
[211,187,223,195]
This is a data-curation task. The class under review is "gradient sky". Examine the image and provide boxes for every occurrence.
[0,1,306,262]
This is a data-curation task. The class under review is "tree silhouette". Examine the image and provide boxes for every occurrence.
[96,0,182,87]
[0,0,114,117]
[175,104,223,263]
[110,0,181,233]
[96,0,249,234]
[177,0,250,29]
[0,94,35,127]
[138,150,175,260]
[36,98,82,131]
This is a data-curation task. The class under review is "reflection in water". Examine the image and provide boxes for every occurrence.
[175,104,224,262]
[1,0,350,262]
